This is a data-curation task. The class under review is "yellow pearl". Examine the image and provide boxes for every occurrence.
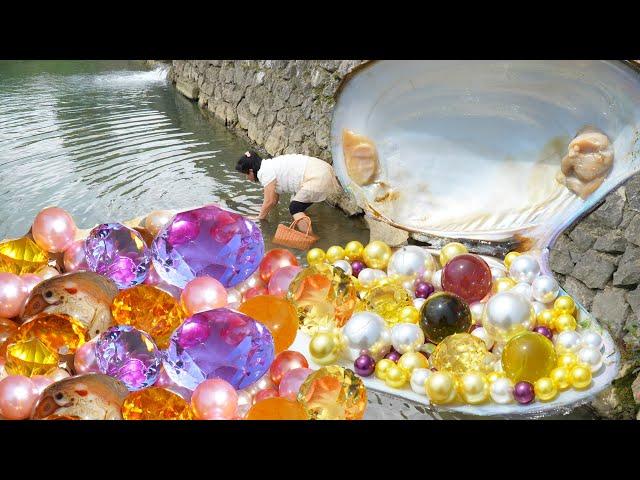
[504,251,521,269]
[398,305,420,324]
[344,241,364,261]
[554,296,575,315]
[556,352,578,369]
[306,248,326,266]
[439,242,468,267]
[309,332,339,365]
[385,364,409,388]
[397,352,429,374]
[487,371,506,383]
[362,241,392,270]
[425,371,458,404]
[569,364,592,389]
[554,313,577,332]
[375,359,395,380]
[493,277,516,294]
[458,372,489,404]
[536,309,555,328]
[549,367,570,390]
[325,245,345,263]
[534,377,558,401]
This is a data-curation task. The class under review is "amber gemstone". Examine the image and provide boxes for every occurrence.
[5,338,59,377]
[121,387,193,420]
[15,313,87,355]
[245,397,309,420]
[238,295,298,353]
[0,237,49,275]
[0,318,19,357]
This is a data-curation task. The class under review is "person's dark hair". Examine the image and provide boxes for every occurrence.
[235,150,263,175]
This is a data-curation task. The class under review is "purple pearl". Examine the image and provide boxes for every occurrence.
[415,281,435,299]
[533,326,553,340]
[514,381,535,404]
[351,260,365,277]
[385,350,401,362]
[354,354,376,377]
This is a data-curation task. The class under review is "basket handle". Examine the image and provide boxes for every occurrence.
[288,216,312,236]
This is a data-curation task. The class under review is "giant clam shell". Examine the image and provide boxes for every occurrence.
[332,60,640,245]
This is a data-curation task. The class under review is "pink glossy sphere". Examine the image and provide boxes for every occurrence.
[254,387,279,403]
[20,274,42,296]
[181,276,228,316]
[269,350,309,385]
[243,286,268,300]
[191,378,238,420]
[0,273,27,319]
[32,207,77,253]
[259,249,299,284]
[441,254,492,304]
[63,240,88,273]
[31,375,54,395]
[0,375,38,420]
[268,266,303,297]
[73,339,100,375]
[278,367,313,401]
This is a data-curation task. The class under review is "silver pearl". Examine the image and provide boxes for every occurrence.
[410,368,432,395]
[342,311,386,351]
[577,346,603,372]
[470,302,485,324]
[482,291,535,341]
[581,330,603,351]
[491,266,507,281]
[413,297,426,310]
[490,377,514,404]
[555,330,582,353]
[508,255,540,284]
[387,246,436,282]
[471,326,494,350]
[511,282,532,301]
[391,323,425,354]
[333,260,352,276]
[402,279,417,297]
[531,274,560,303]
[358,268,387,285]
[431,269,443,291]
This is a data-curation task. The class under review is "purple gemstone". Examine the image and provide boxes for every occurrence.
[354,354,376,376]
[533,326,553,340]
[514,381,535,404]
[95,325,161,391]
[151,204,264,288]
[85,223,151,289]
[415,281,435,299]
[163,308,275,390]
[351,261,365,278]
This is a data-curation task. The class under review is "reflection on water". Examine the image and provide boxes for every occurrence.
[0,60,368,256]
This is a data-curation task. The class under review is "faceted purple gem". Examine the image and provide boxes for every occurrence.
[95,325,161,391]
[151,204,264,288]
[85,223,151,289]
[163,308,275,390]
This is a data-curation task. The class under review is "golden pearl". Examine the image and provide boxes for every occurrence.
[399,305,420,324]
[344,241,364,261]
[549,367,570,390]
[309,332,339,365]
[534,376,558,401]
[569,364,592,389]
[144,210,174,237]
[554,313,577,332]
[536,309,555,328]
[487,371,506,383]
[458,372,489,404]
[425,371,457,404]
[554,296,575,315]
[439,242,468,267]
[397,352,429,374]
[362,241,392,270]
[325,245,346,263]
[556,352,578,369]
[375,359,395,380]
[492,277,516,294]
[504,251,521,269]
[385,364,409,388]
[306,248,326,266]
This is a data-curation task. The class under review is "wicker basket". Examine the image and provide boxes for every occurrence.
[272,216,318,250]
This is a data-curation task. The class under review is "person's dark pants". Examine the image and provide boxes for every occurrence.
[289,201,313,215]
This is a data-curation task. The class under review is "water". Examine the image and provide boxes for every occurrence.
[0,60,368,253]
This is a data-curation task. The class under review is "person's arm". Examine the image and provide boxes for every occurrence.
[257,180,279,220]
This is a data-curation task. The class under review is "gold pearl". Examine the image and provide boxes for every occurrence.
[325,245,345,263]
[569,364,592,389]
[144,210,174,237]
[399,305,420,324]
[504,251,521,269]
[309,332,339,365]
[487,371,506,383]
[397,352,429,374]
[536,309,555,328]
[344,241,364,261]
[556,352,577,369]
[425,371,457,404]
[458,372,489,404]
[362,241,392,270]
[492,277,516,294]
[554,313,577,332]
[375,359,395,380]
[534,377,558,401]
[554,296,575,315]
[439,242,468,267]
[385,365,409,388]
[549,367,570,390]
[306,248,326,266]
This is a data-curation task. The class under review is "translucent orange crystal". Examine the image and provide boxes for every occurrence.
[15,313,87,355]
[121,387,193,420]
[0,237,49,275]
[5,338,59,377]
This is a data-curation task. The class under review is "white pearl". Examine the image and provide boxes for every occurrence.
[581,330,603,351]
[483,291,535,340]
[491,266,507,281]
[358,268,386,285]
[531,275,560,303]
[508,255,540,284]
[226,288,243,304]
[391,323,425,354]
[555,330,582,353]
[531,301,545,316]
[343,312,386,351]
[490,377,514,404]
[471,327,494,350]
[577,346,603,372]
[254,373,274,392]
[410,368,432,395]
[332,260,352,276]
[431,269,442,291]
[402,279,416,297]
[413,297,426,310]
[236,391,253,415]
[470,302,485,324]
[511,282,532,300]
[387,246,434,282]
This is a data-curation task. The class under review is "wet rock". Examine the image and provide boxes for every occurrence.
[264,123,287,156]
[176,79,199,100]
[626,175,640,213]
[626,286,640,317]
[593,230,628,253]
[571,250,616,289]
[591,187,626,228]
[549,247,575,275]
[562,276,596,310]
[591,287,630,340]
[625,213,640,246]
[613,244,640,286]
[568,220,605,251]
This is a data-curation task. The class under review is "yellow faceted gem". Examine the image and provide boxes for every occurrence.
[5,338,59,377]
[362,241,392,270]
[458,372,489,404]
[557,352,578,369]
[325,245,346,263]
[298,366,367,420]
[344,241,364,261]
[549,367,571,390]
[111,285,185,349]
[0,237,49,275]
[425,371,457,404]
[554,313,577,332]
[361,281,413,327]
[569,364,592,389]
[439,242,468,267]
[534,377,558,401]
[309,331,341,365]
[306,248,326,266]
[375,358,395,380]
[399,305,420,324]
[493,277,516,294]
[502,331,556,383]
[15,312,86,355]
[430,333,493,376]
[384,364,409,389]
[537,309,556,328]
[503,251,521,269]
[554,296,575,315]
[397,351,429,374]
[122,387,193,420]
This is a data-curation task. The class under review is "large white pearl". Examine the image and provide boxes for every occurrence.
[508,255,540,284]
[490,377,514,404]
[431,269,443,291]
[391,323,425,354]
[581,330,603,351]
[333,260,352,276]
[577,346,603,372]
[471,327,494,350]
[491,266,507,281]
[512,282,533,301]
[482,291,535,341]
[555,330,582,353]
[342,312,386,351]
[402,279,416,297]
[470,302,485,324]
[358,268,387,285]
[413,297,426,310]
[387,246,436,282]
[531,275,560,303]
[410,368,432,395]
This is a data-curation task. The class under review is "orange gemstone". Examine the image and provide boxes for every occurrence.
[5,338,59,377]
[15,312,87,355]
[238,295,298,353]
[121,387,194,420]
[0,317,19,357]
[111,285,186,349]
[0,237,49,275]
[245,397,309,420]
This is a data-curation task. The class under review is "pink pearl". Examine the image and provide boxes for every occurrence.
[278,367,313,401]
[268,266,302,297]
[0,273,27,319]
[32,207,77,253]
[191,379,238,420]
[31,375,54,395]
[143,264,162,286]
[181,276,228,316]
[243,286,268,300]
[62,240,88,273]
[73,339,100,375]
[20,274,42,296]
[0,375,38,420]
[254,388,279,402]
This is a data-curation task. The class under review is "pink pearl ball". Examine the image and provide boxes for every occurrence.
[31,375,54,395]
[32,207,77,253]
[243,286,268,300]
[254,388,279,403]
[268,266,302,297]
[278,367,313,401]
[181,276,228,316]
[20,274,42,296]
[73,339,100,375]
[63,240,88,273]
[191,379,238,420]
[0,375,38,420]
[0,273,27,319]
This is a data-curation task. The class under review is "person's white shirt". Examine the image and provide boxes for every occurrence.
[256,154,310,194]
